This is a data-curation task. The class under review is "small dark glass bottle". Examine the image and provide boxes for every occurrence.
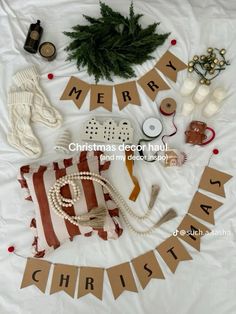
[24,20,43,54]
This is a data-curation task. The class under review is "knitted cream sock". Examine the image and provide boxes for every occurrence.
[7,92,42,159]
[13,66,62,128]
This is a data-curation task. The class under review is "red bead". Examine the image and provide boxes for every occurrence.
[47,73,54,80]
[213,149,219,155]
[171,39,177,46]
[8,246,15,253]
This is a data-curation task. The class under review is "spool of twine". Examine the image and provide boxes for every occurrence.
[159,98,177,116]
[159,98,177,146]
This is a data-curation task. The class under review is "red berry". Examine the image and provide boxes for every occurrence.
[47,73,54,80]
[8,246,15,253]
[213,149,219,155]
[171,39,177,46]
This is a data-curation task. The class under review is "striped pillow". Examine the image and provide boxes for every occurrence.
[18,151,123,257]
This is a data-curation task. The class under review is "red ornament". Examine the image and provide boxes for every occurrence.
[47,73,54,80]
[171,39,177,46]
[213,149,219,155]
[8,246,15,253]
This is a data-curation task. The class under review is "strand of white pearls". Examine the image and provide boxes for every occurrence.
[48,172,158,235]
[48,176,82,226]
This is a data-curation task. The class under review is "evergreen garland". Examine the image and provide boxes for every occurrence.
[64,2,170,83]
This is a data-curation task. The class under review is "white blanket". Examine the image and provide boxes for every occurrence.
[0,0,236,313]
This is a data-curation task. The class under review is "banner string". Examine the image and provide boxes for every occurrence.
[7,148,219,260]
[43,39,178,82]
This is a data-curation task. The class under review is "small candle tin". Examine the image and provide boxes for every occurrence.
[39,42,57,61]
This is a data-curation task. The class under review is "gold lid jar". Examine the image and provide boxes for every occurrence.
[39,42,56,61]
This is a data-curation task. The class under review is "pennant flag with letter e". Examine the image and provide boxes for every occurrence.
[107,262,138,299]
[114,81,141,110]
[21,258,51,293]
[177,214,211,251]
[50,264,78,298]
[155,51,187,82]
[156,236,192,273]
[78,267,104,300]
[90,84,113,111]
[188,192,223,225]
[132,251,164,289]
[60,76,90,109]
[137,68,170,101]
[198,166,232,197]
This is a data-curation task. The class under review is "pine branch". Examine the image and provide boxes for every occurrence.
[64,1,170,82]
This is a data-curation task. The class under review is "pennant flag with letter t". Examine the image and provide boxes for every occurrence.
[156,236,192,273]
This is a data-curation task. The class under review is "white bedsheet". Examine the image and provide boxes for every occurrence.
[0,0,236,313]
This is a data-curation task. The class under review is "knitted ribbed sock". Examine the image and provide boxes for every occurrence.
[13,66,62,128]
[7,92,42,158]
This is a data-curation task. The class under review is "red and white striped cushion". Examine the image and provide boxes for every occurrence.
[18,151,123,257]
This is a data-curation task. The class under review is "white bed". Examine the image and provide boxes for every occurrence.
[0,0,236,313]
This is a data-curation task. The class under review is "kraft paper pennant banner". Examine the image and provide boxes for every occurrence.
[21,258,51,293]
[114,81,141,110]
[90,84,113,111]
[50,264,78,298]
[177,214,211,251]
[155,51,187,82]
[78,267,104,300]
[156,236,192,273]
[198,166,232,197]
[137,68,170,101]
[60,76,90,109]
[107,262,138,299]
[188,192,223,225]
[132,251,164,289]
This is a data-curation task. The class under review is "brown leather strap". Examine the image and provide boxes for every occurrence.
[125,148,141,201]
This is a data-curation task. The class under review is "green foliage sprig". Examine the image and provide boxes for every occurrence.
[64,2,170,83]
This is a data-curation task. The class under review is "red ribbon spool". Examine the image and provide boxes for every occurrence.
[159,98,177,146]
[159,98,177,116]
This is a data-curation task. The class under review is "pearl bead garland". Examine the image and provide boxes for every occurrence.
[48,172,160,235]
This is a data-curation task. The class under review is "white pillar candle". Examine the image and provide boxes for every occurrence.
[180,77,197,96]
[212,87,226,103]
[203,101,220,117]
[182,102,195,116]
[193,85,210,104]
